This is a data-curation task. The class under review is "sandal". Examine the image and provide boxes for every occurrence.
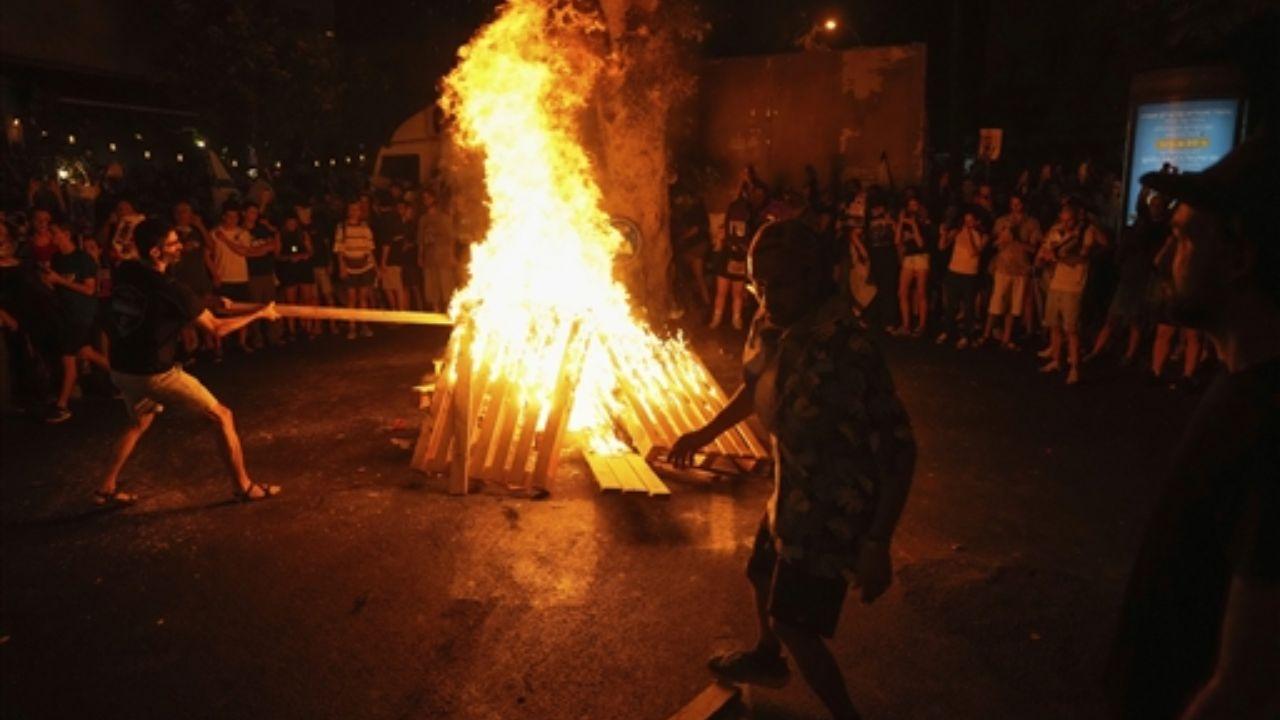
[94,489,138,507]
[235,482,281,502]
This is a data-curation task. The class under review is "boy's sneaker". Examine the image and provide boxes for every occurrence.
[708,648,791,688]
[45,406,72,424]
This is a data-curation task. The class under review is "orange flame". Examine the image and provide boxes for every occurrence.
[442,0,707,455]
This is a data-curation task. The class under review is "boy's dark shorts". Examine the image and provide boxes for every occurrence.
[746,515,848,639]
[218,282,250,303]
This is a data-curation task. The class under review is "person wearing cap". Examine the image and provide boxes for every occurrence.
[96,218,282,507]
[1107,133,1280,719]
[669,219,916,720]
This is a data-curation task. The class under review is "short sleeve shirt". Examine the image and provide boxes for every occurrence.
[991,214,1042,276]
[108,261,205,375]
[51,249,98,325]
[334,223,376,274]
[743,296,917,578]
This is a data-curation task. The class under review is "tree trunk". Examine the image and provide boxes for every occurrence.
[595,0,674,322]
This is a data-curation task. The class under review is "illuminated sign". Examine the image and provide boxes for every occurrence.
[1126,98,1239,225]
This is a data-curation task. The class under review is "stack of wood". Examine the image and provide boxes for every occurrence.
[410,321,770,496]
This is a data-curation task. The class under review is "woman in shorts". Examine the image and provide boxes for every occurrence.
[894,197,932,336]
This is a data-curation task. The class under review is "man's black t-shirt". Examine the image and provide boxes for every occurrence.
[108,261,205,375]
[51,249,98,326]
[1107,358,1280,718]
[246,223,276,277]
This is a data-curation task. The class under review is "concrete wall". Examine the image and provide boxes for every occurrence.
[698,44,927,207]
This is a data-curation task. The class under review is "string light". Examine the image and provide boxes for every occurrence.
[194,138,206,148]
[108,142,117,152]
[329,158,336,167]
[176,152,185,163]
[274,160,282,169]
[313,160,321,168]
[67,134,76,145]
[10,118,18,127]
[230,159,239,168]
[143,149,152,160]
[134,132,143,141]
[344,155,352,164]
[358,153,366,162]
[57,168,70,180]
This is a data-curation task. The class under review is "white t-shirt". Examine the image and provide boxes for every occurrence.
[334,223,376,274]
[947,228,985,275]
[1046,223,1100,293]
[211,225,250,283]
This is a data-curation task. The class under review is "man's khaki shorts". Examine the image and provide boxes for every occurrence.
[110,365,221,423]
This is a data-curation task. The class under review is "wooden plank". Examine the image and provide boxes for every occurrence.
[413,331,460,471]
[503,394,543,489]
[468,372,506,472]
[659,350,740,456]
[583,452,622,493]
[606,454,647,494]
[624,453,671,497]
[222,301,451,326]
[666,682,741,720]
[484,386,523,479]
[448,331,473,495]
[530,323,585,491]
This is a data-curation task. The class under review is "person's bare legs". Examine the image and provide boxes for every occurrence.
[358,287,374,334]
[773,620,861,720]
[345,286,359,336]
[711,276,729,328]
[1123,324,1142,365]
[100,411,157,495]
[731,280,746,329]
[752,577,782,657]
[55,356,78,410]
[914,270,929,332]
[1151,323,1176,377]
[687,254,711,305]
[206,403,253,492]
[1041,326,1063,369]
[897,268,915,334]
[1085,318,1115,362]
[1066,329,1082,384]
[1182,328,1202,380]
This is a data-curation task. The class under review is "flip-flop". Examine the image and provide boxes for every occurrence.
[93,489,138,507]
[235,482,281,502]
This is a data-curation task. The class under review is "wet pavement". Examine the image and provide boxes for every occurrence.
[0,323,1197,719]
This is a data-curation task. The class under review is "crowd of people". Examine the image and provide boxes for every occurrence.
[0,168,462,422]
[671,160,1206,387]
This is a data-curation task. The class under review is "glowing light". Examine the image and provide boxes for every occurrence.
[143,149,152,160]
[134,132,143,140]
[824,18,838,31]
[176,152,185,163]
[67,134,76,145]
[358,153,366,162]
[344,155,352,164]
[57,168,70,180]
[329,158,336,167]
[274,160,282,169]
[313,160,321,168]
[108,142,117,152]
[10,118,18,127]
[440,0,720,452]
[231,159,239,168]
[195,138,206,148]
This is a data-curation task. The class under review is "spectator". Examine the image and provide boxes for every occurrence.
[275,213,315,339]
[1036,198,1103,385]
[209,201,258,353]
[299,197,340,335]
[711,186,753,330]
[243,204,282,347]
[865,192,899,332]
[1086,193,1165,367]
[893,196,931,336]
[936,208,989,348]
[981,195,1041,349]
[43,223,111,423]
[670,185,712,315]
[170,201,215,360]
[379,199,413,312]
[334,199,377,338]
[23,208,56,266]
[418,190,458,313]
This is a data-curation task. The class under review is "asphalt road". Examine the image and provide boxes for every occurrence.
[0,323,1197,719]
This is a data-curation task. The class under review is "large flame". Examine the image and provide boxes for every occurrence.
[442,0,704,454]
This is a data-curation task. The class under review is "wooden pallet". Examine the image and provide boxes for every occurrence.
[412,321,769,496]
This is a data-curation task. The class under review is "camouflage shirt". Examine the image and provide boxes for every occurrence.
[744,295,916,579]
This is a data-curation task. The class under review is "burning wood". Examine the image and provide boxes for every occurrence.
[409,0,768,494]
